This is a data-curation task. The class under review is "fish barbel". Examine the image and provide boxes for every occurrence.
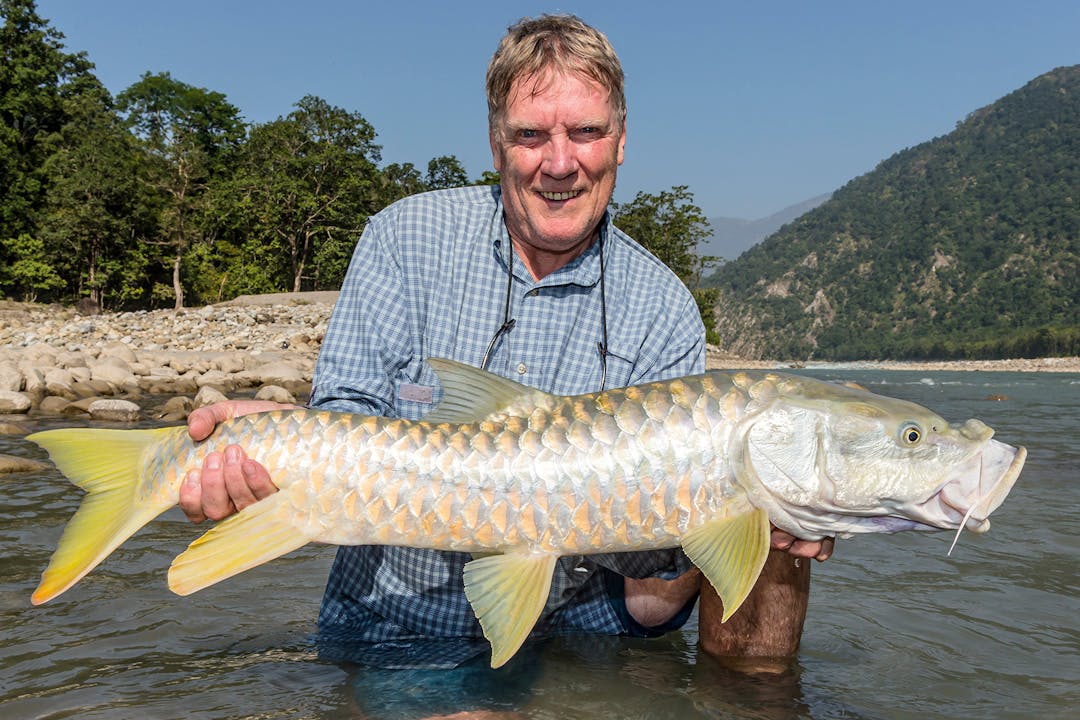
[27,359,1025,667]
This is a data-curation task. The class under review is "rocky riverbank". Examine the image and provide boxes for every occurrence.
[1,293,1078,425]
[0,294,329,423]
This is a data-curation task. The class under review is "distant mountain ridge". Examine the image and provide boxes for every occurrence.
[700,194,831,261]
[704,66,1080,361]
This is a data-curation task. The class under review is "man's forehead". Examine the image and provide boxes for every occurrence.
[503,69,616,119]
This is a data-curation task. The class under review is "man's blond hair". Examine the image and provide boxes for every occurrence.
[486,14,626,133]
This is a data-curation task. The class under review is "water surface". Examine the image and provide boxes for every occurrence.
[1,370,1076,718]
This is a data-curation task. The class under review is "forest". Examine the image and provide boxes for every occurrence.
[0,0,715,318]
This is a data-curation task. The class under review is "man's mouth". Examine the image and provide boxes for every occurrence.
[539,190,582,201]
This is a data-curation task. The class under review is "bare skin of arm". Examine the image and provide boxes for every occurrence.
[181,401,832,639]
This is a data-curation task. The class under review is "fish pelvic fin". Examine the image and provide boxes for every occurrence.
[424,357,548,423]
[681,507,771,622]
[26,427,181,605]
[168,494,310,596]
[462,553,558,668]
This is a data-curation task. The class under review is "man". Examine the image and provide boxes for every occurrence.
[181,14,831,674]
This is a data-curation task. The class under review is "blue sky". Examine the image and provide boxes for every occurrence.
[36,0,1079,219]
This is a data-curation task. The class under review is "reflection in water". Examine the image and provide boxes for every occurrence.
[1,371,1077,718]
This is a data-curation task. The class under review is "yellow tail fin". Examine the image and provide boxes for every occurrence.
[26,427,180,605]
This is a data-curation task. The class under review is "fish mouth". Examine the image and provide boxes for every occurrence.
[905,438,1025,547]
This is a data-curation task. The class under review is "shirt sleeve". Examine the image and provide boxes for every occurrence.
[632,292,707,384]
[309,209,414,417]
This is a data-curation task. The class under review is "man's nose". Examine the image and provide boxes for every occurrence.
[542,134,578,178]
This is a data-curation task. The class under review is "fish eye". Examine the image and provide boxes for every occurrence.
[899,424,923,445]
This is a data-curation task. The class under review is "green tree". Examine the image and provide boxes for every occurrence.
[0,0,98,297]
[117,71,245,308]
[38,88,148,307]
[2,232,63,300]
[612,185,712,285]
[426,154,468,190]
[217,95,382,294]
[473,169,501,186]
[612,185,716,341]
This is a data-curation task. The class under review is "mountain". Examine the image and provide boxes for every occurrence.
[704,66,1080,361]
[699,194,831,262]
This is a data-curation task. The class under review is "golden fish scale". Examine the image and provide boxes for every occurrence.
[148,372,778,554]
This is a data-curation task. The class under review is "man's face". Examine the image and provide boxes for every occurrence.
[490,69,626,277]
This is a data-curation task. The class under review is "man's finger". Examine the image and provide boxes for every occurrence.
[179,469,207,523]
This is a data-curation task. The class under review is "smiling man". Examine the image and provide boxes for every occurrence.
[181,14,828,703]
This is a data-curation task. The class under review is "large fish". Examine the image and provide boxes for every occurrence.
[27,359,1024,667]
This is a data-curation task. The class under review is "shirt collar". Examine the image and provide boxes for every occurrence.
[490,189,607,289]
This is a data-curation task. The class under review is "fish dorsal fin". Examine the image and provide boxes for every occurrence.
[681,508,771,621]
[462,553,558,668]
[424,357,546,424]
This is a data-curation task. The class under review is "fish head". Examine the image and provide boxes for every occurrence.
[737,375,1025,541]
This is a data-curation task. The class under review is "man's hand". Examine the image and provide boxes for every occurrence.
[179,400,295,523]
[770,527,834,561]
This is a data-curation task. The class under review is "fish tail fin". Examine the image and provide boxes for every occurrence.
[168,495,311,596]
[26,427,180,605]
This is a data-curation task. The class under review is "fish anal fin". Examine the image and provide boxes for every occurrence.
[462,553,558,668]
[168,496,311,596]
[681,507,771,621]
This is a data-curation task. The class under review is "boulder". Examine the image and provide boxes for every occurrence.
[0,453,52,474]
[0,362,22,391]
[88,398,142,422]
[255,385,297,404]
[194,385,229,408]
[0,391,31,414]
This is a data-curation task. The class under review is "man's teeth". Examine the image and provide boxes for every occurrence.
[540,190,581,201]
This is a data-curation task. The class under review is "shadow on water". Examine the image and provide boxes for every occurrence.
[1,371,1077,718]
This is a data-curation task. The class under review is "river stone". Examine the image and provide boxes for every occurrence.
[90,363,137,389]
[101,340,138,364]
[196,369,235,391]
[155,395,193,420]
[56,350,89,368]
[0,363,21,391]
[0,453,51,474]
[194,386,229,408]
[212,353,246,374]
[38,396,72,414]
[88,398,142,422]
[254,385,296,404]
[0,391,31,414]
[0,421,29,434]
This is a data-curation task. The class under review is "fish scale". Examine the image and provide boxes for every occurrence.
[27,359,1024,668]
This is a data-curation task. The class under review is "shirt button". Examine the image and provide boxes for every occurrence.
[527,289,539,297]
[516,362,527,375]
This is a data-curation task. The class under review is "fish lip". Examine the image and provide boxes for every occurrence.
[909,438,1025,532]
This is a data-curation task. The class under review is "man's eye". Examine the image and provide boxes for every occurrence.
[517,129,538,139]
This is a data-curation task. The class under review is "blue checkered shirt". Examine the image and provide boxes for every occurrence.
[311,185,705,664]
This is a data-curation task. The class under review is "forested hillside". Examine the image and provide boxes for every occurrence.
[705,66,1079,361]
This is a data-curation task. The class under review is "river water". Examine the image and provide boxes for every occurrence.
[1,370,1076,719]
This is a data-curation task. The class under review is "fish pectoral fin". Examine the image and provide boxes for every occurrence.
[168,495,311,596]
[462,553,558,668]
[681,507,771,622]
